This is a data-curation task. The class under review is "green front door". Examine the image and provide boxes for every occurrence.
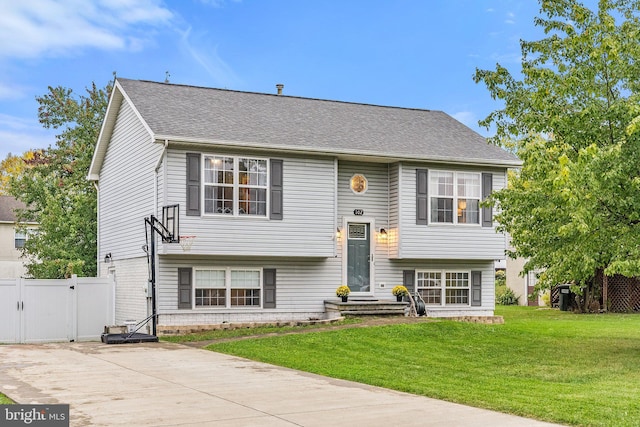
[347,223,371,292]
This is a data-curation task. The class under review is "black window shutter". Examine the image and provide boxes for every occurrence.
[270,159,283,220]
[403,270,416,293]
[186,153,201,216]
[178,268,192,309]
[482,173,493,227]
[471,270,482,306]
[263,268,277,308]
[416,169,428,225]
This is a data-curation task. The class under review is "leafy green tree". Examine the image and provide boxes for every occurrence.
[9,82,111,278]
[0,153,29,195]
[474,0,640,311]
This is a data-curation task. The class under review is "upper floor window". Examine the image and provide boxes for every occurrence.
[14,229,27,249]
[203,156,268,216]
[430,171,480,224]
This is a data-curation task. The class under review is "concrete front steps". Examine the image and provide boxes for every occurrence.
[324,298,407,317]
[323,298,505,324]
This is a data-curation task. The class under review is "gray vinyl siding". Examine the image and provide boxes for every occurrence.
[157,258,495,313]
[403,259,495,312]
[159,149,335,257]
[388,162,400,258]
[99,256,149,325]
[157,257,341,312]
[98,99,162,262]
[336,161,400,292]
[398,163,507,260]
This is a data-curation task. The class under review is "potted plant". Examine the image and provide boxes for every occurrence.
[336,285,351,302]
[392,285,409,302]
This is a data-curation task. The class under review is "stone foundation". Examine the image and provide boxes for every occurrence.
[157,317,344,336]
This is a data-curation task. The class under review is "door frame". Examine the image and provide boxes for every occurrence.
[341,216,375,296]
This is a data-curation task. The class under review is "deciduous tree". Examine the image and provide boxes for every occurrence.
[474,0,640,311]
[9,82,111,278]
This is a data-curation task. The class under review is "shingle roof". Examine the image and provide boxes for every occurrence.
[0,195,26,222]
[116,78,520,166]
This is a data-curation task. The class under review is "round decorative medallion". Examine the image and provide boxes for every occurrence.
[350,174,368,194]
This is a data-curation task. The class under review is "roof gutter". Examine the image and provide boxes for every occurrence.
[154,135,522,168]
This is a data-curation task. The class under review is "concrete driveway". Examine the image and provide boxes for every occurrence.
[0,342,562,426]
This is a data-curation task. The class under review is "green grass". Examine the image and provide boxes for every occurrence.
[0,393,14,404]
[202,307,640,427]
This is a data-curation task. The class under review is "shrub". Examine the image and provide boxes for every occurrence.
[495,270,506,287]
[496,285,519,305]
[541,291,550,307]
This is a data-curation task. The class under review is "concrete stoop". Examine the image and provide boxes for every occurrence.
[324,298,408,317]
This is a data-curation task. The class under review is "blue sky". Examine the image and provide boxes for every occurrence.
[0,0,588,161]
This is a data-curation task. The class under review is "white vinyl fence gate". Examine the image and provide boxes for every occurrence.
[0,275,114,343]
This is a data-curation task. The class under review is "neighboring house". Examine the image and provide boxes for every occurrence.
[88,78,521,331]
[506,256,541,306]
[0,195,34,278]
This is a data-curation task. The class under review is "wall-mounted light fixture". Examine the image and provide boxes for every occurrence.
[336,227,342,239]
[377,228,388,242]
[104,252,112,263]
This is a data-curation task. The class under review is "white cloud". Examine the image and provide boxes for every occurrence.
[0,114,38,131]
[178,27,242,88]
[198,0,242,7]
[0,83,29,100]
[0,114,55,159]
[0,0,173,59]
[505,11,516,24]
[490,51,523,64]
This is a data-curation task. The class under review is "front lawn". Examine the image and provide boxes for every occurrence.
[204,307,640,426]
[0,393,14,404]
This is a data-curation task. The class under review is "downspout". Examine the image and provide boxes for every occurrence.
[387,163,390,258]
[397,163,403,257]
[93,182,100,275]
[151,138,168,335]
[334,157,339,258]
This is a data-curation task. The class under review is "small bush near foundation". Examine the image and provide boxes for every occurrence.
[541,291,551,307]
[495,270,506,287]
[496,285,519,305]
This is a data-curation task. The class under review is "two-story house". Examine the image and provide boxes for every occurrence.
[88,78,520,332]
[0,195,33,278]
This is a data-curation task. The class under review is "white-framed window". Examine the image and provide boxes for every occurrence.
[417,270,470,306]
[194,267,262,308]
[445,272,470,304]
[230,270,261,306]
[203,156,268,216]
[417,271,442,304]
[430,171,480,224]
[195,269,226,306]
[14,229,27,249]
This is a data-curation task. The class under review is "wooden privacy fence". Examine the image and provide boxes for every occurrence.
[551,274,640,312]
[604,274,640,312]
[0,275,114,343]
